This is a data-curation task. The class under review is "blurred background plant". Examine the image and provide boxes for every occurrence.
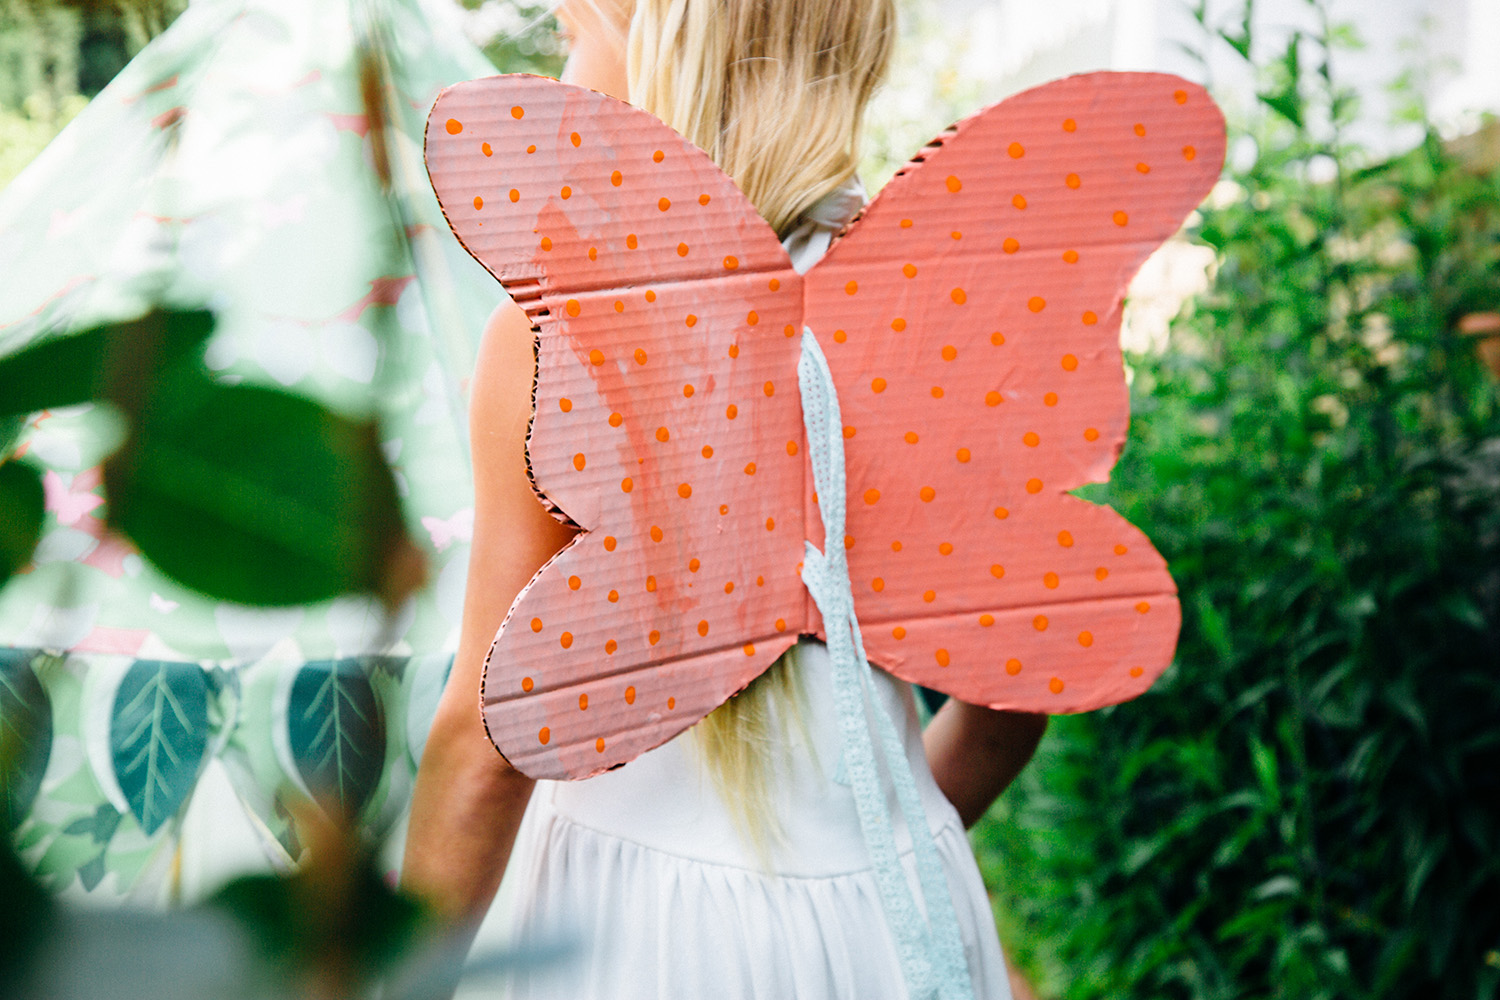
[972,4,1500,999]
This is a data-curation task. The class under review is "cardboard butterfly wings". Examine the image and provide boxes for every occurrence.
[425,72,1225,779]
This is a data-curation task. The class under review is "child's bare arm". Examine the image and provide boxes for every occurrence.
[923,702,1048,828]
[401,302,576,924]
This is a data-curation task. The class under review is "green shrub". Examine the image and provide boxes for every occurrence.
[975,9,1500,1000]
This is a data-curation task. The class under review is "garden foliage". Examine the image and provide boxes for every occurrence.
[975,7,1500,1000]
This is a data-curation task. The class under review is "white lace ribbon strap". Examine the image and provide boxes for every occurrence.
[796,328,975,1000]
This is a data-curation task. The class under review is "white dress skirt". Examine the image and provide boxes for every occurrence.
[491,640,1013,999]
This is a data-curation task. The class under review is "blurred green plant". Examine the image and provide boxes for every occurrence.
[974,5,1500,1000]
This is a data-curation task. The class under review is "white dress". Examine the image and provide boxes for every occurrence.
[489,184,1013,1000]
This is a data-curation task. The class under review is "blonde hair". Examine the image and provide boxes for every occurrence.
[622,0,895,847]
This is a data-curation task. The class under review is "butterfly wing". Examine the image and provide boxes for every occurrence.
[427,76,807,778]
[807,72,1223,712]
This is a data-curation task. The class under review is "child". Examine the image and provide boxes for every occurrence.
[403,0,1049,995]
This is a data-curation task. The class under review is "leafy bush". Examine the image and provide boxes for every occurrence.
[974,9,1500,1000]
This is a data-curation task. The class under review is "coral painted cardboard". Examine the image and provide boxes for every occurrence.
[425,72,1225,779]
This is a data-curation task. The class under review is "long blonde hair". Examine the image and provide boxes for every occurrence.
[624,0,895,845]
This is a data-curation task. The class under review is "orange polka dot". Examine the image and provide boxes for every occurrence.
[1082,311,1099,325]
[624,685,636,704]
[522,676,534,692]
[1137,162,1151,174]
[845,281,858,295]
[956,448,971,463]
[720,505,729,515]
[577,692,589,710]
[834,329,848,342]
[699,193,710,205]
[539,726,550,744]
[994,507,1009,519]
[1003,238,1020,253]
[786,441,799,456]
[893,626,906,640]
[1095,567,1109,581]
[1062,118,1076,132]
[844,535,856,550]
[595,737,606,753]
[936,649,951,666]
[1078,631,1094,648]
[945,175,962,192]
[560,632,573,649]
[650,525,663,542]
[1044,572,1060,589]
[1063,250,1079,263]
[606,639,618,653]
[531,617,543,632]
[510,106,524,119]
[951,288,967,305]
[985,391,1003,407]
[979,614,995,627]
[539,236,551,251]
[1044,392,1059,406]
[646,575,656,591]
[573,453,586,471]
[871,578,885,592]
[688,558,700,573]
[931,386,944,398]
[920,486,936,502]
[765,517,776,531]
[757,576,764,586]
[842,426,856,440]
[1066,173,1081,189]
[611,170,623,186]
[482,142,492,156]
[890,318,906,332]
[677,483,692,499]
[676,243,690,258]
[566,299,581,317]
[561,186,572,199]
[526,144,536,154]
[784,325,796,338]
[905,431,919,444]
[684,314,697,327]
[1006,659,1022,676]
[1058,531,1074,547]
[871,378,887,393]
[590,248,600,261]
[728,344,740,358]
[568,574,581,590]
[743,643,755,656]
[1114,544,1128,555]
[1183,145,1197,161]
[1113,210,1129,226]
[1049,678,1065,694]
[1084,428,1100,441]
[1013,194,1028,209]
[902,263,918,278]
[891,541,903,552]
[1023,432,1040,447]
[744,462,756,475]
[1026,479,1043,493]
[668,697,676,709]
[1136,602,1151,613]
[1130,666,1145,678]
[1174,89,1188,104]
[900,218,913,228]
[445,118,462,134]
[698,620,710,637]
[951,231,962,240]
[607,589,619,603]
[1061,354,1079,371]
[652,149,664,162]
[1028,297,1046,313]
[649,630,661,645]
[608,412,623,427]
[939,542,953,555]
[726,404,738,419]
[559,398,574,413]
[775,618,787,632]
[627,234,639,249]
[864,488,880,505]
[991,564,1005,578]
[658,197,671,211]
[655,426,669,442]
[1034,615,1049,631]
[768,277,782,292]
[473,195,484,210]
[621,477,632,492]
[509,189,519,202]
[991,331,1006,346]
[1133,123,1146,136]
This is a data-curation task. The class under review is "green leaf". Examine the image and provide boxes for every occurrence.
[0,309,215,420]
[104,366,414,606]
[0,649,52,831]
[109,660,211,836]
[0,459,45,588]
[0,416,22,459]
[286,660,386,818]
